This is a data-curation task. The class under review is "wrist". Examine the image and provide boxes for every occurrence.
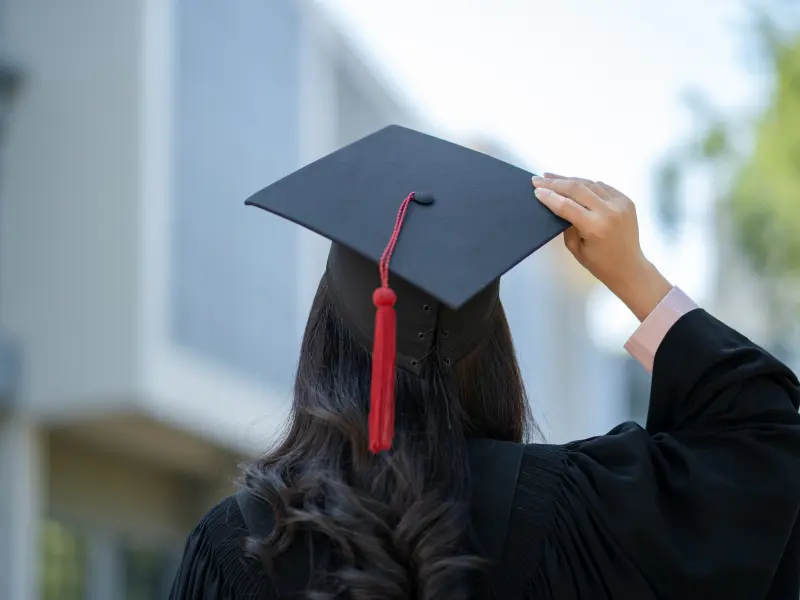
[606,259,673,322]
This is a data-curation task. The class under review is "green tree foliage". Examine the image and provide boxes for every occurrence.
[728,28,800,277]
[657,8,800,278]
[654,7,800,352]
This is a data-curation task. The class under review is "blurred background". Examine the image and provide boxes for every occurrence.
[0,0,798,598]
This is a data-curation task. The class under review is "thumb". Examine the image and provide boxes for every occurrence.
[563,227,581,256]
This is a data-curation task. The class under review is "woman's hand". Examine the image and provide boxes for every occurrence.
[532,174,673,321]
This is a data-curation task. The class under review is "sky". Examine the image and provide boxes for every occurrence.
[318,0,769,349]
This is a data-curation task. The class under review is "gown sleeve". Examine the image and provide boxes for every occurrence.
[532,309,800,600]
[168,496,276,599]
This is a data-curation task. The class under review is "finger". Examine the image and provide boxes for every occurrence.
[586,181,614,202]
[534,186,594,230]
[594,180,626,201]
[542,174,615,202]
[594,181,619,195]
[543,172,594,187]
[593,181,636,211]
[563,226,581,255]
[532,176,606,212]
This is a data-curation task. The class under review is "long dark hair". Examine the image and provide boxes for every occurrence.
[242,276,533,599]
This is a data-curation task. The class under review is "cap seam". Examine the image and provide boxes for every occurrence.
[441,294,501,364]
[323,268,428,375]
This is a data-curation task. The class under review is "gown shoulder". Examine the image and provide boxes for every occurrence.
[168,495,276,599]
[509,309,800,600]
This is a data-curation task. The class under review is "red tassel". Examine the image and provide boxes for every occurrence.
[368,192,415,454]
[369,287,397,453]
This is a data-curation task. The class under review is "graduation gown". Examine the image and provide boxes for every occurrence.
[169,309,800,599]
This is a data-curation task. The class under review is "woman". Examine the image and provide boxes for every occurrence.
[169,126,800,599]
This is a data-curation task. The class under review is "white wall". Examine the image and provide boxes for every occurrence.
[2,0,143,410]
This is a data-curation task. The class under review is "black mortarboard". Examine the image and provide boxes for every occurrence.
[245,125,568,452]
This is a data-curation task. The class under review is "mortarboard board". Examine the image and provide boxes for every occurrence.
[245,125,568,452]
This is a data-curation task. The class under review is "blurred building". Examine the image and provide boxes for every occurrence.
[0,1,616,598]
[707,203,800,378]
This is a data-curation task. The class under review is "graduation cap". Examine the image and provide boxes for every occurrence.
[246,125,568,452]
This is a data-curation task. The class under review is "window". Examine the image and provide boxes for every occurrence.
[0,62,19,138]
[0,55,22,404]
[172,0,302,389]
[39,519,88,600]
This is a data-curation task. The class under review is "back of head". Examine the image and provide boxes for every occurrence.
[242,274,532,599]
[242,124,560,599]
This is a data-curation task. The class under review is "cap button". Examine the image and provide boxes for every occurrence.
[412,191,434,205]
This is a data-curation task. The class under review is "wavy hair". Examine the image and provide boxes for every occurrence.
[242,276,533,599]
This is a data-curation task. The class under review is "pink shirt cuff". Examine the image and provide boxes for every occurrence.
[624,287,698,373]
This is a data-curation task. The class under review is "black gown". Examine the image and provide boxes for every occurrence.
[169,309,800,599]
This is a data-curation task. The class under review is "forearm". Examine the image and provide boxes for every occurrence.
[607,259,674,323]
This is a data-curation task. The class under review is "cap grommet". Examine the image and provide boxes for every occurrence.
[417,332,425,339]
[410,359,419,367]
[443,357,451,366]
[412,191,435,205]
[422,304,431,312]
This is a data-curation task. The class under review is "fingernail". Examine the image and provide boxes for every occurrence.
[534,188,548,199]
[531,175,544,186]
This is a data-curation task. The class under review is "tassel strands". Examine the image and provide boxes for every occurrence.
[368,192,415,453]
